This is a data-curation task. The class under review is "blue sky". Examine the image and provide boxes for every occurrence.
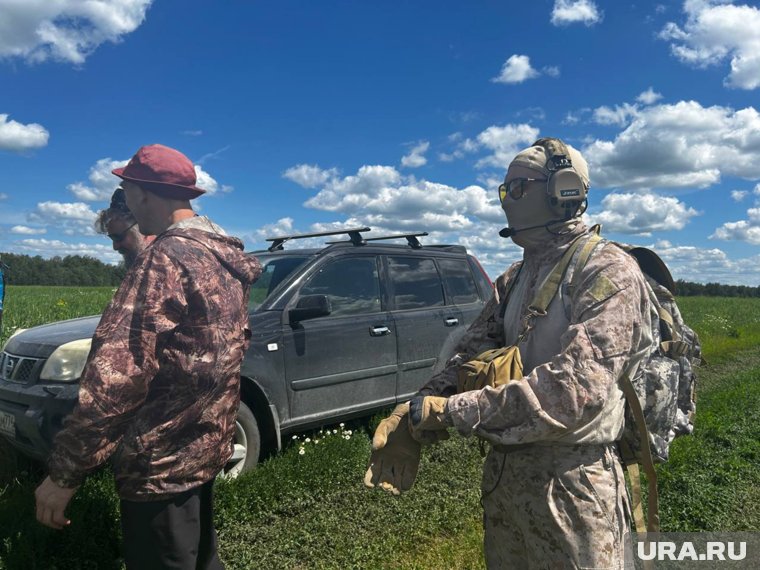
[1,0,760,284]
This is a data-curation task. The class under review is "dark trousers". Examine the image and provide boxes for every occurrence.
[120,480,224,570]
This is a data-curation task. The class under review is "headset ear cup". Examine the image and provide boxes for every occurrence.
[548,168,586,206]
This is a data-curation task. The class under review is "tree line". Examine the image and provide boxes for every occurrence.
[674,279,760,298]
[0,253,125,286]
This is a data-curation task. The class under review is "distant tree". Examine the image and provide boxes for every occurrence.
[0,252,123,286]
[674,279,760,297]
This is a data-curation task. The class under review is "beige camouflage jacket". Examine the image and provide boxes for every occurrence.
[48,221,262,500]
[420,224,655,447]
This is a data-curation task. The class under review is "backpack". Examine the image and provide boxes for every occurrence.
[613,244,701,533]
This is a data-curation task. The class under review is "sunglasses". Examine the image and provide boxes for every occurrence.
[498,177,548,202]
[107,221,137,243]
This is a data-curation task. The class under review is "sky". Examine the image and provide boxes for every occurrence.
[1,0,760,285]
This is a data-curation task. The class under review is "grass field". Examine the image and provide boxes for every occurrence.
[0,286,759,569]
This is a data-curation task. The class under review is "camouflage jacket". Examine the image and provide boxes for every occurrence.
[420,224,656,447]
[48,221,262,500]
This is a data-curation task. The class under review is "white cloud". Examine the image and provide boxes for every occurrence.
[583,100,760,189]
[0,193,7,200]
[650,240,760,285]
[14,238,122,263]
[636,87,663,105]
[474,123,540,169]
[0,0,154,65]
[251,217,296,243]
[731,190,748,201]
[0,114,49,152]
[27,201,98,236]
[711,203,760,244]
[592,103,639,126]
[542,66,561,78]
[660,1,760,90]
[300,164,503,234]
[283,164,339,188]
[551,0,603,27]
[34,201,97,221]
[10,225,46,235]
[588,192,700,235]
[491,55,539,84]
[67,158,127,201]
[194,165,232,195]
[401,141,430,168]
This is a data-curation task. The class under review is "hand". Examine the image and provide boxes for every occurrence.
[408,396,451,441]
[35,476,77,529]
[363,403,421,495]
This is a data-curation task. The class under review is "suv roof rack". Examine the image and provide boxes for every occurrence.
[363,232,429,249]
[266,227,371,251]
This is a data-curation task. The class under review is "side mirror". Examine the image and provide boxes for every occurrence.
[289,294,332,323]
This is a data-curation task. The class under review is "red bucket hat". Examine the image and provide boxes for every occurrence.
[112,144,205,200]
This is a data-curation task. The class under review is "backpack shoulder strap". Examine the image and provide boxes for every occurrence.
[531,227,602,314]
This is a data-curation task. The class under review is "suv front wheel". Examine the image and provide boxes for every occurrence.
[219,401,260,479]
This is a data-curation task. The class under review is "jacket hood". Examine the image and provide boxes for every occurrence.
[160,226,263,287]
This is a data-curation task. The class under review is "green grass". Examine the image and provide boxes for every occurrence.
[0,289,759,568]
[677,296,760,363]
[0,285,115,348]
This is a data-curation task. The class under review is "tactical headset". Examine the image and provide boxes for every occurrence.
[532,137,588,217]
[498,138,589,238]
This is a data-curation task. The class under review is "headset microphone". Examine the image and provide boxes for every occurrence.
[499,218,576,239]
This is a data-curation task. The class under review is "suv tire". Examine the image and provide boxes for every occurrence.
[220,400,260,478]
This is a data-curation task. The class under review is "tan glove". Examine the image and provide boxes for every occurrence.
[363,403,421,495]
[408,396,452,441]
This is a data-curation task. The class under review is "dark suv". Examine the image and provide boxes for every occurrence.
[0,228,492,476]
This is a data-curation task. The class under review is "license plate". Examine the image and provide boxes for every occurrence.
[0,411,15,438]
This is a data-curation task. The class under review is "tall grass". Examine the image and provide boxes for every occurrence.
[677,296,760,362]
[0,288,759,568]
[0,286,115,348]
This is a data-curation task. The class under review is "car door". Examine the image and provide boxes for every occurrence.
[385,255,463,399]
[437,256,485,332]
[281,254,397,424]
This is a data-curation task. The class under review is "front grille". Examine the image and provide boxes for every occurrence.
[0,352,44,383]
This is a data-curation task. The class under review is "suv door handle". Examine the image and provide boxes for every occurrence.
[370,326,391,336]
[444,317,459,327]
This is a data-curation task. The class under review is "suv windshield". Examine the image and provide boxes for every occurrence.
[249,254,310,310]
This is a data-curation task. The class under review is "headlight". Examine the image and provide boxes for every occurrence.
[1,328,28,351]
[40,338,93,383]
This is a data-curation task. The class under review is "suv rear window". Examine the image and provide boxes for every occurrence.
[387,256,444,310]
[438,258,480,304]
[250,255,310,310]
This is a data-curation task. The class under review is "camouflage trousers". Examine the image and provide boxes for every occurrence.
[481,443,632,569]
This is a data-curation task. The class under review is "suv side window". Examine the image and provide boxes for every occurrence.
[438,258,480,304]
[387,256,444,310]
[299,256,382,317]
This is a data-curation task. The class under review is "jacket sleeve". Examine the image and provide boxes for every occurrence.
[417,263,520,398]
[445,246,653,445]
[47,247,187,487]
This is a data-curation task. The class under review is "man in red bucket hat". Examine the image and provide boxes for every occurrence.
[35,144,262,569]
